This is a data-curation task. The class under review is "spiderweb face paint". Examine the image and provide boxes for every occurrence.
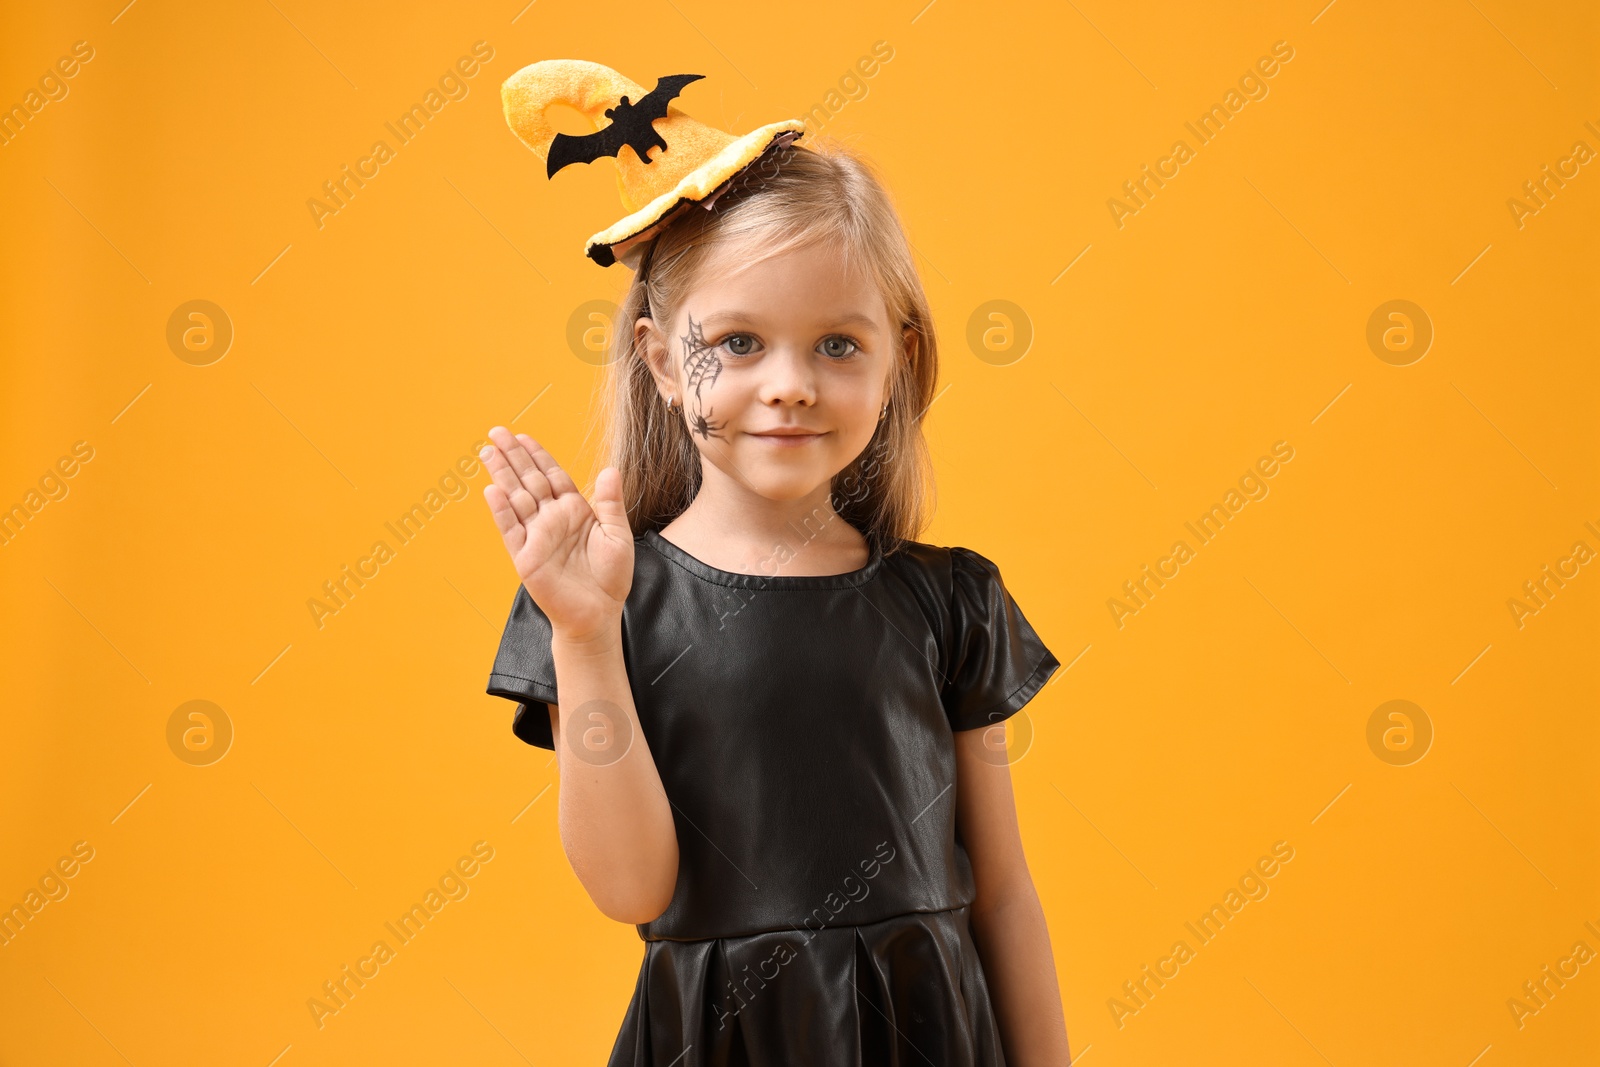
[680,315,727,440]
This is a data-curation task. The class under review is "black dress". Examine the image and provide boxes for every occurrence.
[486,529,1059,1066]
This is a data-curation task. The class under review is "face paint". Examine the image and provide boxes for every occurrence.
[680,314,727,440]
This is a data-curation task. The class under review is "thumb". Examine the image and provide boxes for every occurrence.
[590,466,632,536]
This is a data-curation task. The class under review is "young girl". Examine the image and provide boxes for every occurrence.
[482,128,1070,1064]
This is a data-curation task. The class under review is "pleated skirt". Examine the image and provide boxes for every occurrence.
[606,905,1006,1067]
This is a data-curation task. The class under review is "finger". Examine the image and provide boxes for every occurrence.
[487,426,554,503]
[483,483,527,555]
[480,441,541,524]
[516,433,581,497]
[590,466,632,538]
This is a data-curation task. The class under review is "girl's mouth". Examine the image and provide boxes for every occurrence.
[747,430,826,448]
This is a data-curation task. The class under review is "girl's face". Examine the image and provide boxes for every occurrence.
[641,238,901,504]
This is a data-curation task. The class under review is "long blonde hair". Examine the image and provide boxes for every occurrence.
[596,142,938,555]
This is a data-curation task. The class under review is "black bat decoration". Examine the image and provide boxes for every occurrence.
[546,74,704,179]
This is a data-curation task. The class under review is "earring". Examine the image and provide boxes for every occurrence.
[879,401,889,420]
[665,393,678,413]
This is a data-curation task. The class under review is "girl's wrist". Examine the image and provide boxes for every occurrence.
[551,621,623,658]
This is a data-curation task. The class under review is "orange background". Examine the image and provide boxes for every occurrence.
[2,1,1596,1064]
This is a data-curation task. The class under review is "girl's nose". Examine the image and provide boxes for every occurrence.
[757,344,818,406]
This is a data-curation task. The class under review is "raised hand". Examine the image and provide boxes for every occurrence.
[480,426,633,643]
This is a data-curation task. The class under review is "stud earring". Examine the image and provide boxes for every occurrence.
[879,401,889,420]
[666,393,678,413]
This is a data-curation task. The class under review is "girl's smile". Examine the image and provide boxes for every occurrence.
[746,427,828,446]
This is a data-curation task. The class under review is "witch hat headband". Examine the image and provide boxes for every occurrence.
[501,59,806,268]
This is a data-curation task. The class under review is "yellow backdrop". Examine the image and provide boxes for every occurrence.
[2,1,1595,1064]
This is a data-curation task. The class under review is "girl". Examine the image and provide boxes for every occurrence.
[482,143,1071,1065]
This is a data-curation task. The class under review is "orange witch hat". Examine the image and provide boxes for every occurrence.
[501,59,805,268]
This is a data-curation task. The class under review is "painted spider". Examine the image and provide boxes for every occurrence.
[690,408,727,440]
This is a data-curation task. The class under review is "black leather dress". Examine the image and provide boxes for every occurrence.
[486,528,1059,1066]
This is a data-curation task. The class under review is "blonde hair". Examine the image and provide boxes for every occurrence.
[596,142,938,555]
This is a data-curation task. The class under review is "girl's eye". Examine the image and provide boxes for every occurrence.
[819,336,859,360]
[723,334,757,356]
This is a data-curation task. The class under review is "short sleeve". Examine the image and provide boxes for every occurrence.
[485,584,559,749]
[941,547,1060,733]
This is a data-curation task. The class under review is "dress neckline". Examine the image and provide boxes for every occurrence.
[642,528,884,590]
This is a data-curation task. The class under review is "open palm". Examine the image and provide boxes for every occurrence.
[480,426,633,642]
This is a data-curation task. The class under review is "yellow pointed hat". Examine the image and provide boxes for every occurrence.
[502,59,805,268]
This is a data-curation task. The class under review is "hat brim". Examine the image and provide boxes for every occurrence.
[585,119,807,269]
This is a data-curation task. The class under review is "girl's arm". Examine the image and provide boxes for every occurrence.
[482,428,678,924]
[546,627,679,924]
[954,726,1073,1065]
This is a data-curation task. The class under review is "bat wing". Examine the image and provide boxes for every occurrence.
[546,124,627,178]
[631,73,704,122]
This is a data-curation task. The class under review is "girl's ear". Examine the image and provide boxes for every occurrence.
[636,315,677,397]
